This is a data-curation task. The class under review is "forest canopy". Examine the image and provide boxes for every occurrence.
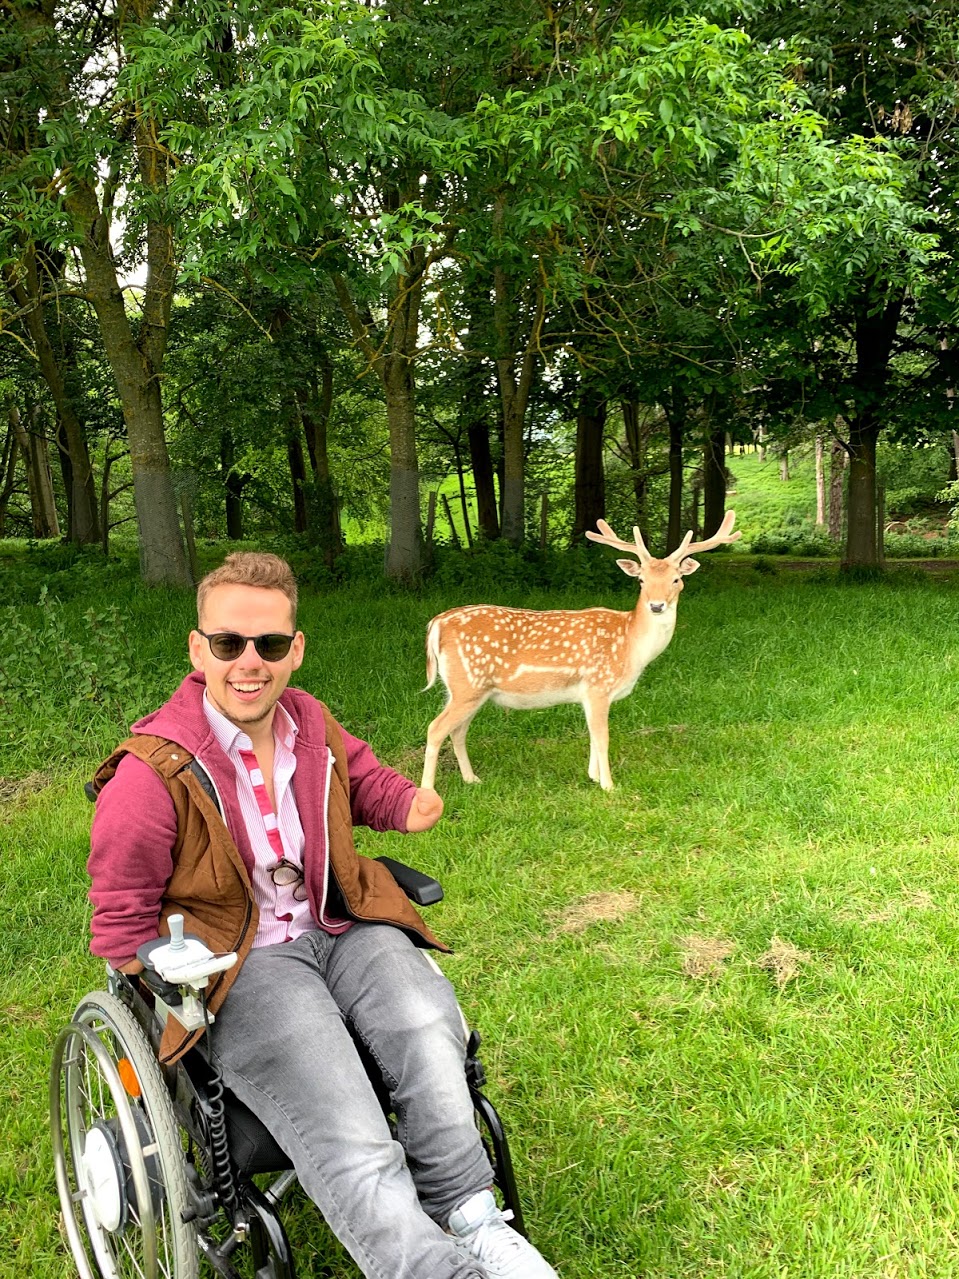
[2,0,956,582]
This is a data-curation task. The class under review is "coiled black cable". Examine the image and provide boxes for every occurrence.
[202,1003,241,1221]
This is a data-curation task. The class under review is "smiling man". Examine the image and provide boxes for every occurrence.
[87,552,558,1279]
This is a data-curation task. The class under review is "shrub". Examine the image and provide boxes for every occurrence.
[883,532,959,559]
[0,585,156,773]
[748,528,836,557]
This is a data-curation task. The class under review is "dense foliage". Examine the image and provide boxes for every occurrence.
[2,1,957,577]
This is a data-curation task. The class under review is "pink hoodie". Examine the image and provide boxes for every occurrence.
[88,672,417,965]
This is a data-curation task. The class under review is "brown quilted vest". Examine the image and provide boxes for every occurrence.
[93,711,445,1063]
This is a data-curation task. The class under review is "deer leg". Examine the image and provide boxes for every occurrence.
[422,696,485,787]
[449,708,483,784]
[582,693,613,790]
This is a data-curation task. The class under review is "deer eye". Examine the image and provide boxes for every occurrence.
[673,577,680,584]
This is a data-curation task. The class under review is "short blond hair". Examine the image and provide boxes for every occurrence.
[197,552,298,627]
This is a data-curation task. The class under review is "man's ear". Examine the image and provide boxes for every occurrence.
[617,558,642,577]
[679,558,701,576]
[188,630,205,670]
[290,631,305,671]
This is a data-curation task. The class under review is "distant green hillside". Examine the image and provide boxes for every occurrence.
[726,438,956,557]
[726,448,818,539]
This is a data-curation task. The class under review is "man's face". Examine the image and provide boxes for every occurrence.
[189,584,304,733]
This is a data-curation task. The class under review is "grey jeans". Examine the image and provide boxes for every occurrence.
[209,923,494,1279]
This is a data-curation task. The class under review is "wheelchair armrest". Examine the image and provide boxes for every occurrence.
[375,856,444,906]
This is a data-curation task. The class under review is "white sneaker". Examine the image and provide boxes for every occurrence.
[448,1190,558,1278]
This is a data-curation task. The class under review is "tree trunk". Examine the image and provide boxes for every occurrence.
[31,408,59,537]
[179,480,200,582]
[815,435,826,525]
[492,199,544,546]
[460,282,500,540]
[493,268,539,544]
[842,287,903,568]
[64,178,189,585]
[287,413,309,535]
[0,418,20,537]
[621,398,649,542]
[100,447,115,557]
[829,435,846,540]
[3,255,100,544]
[383,354,424,581]
[298,369,343,565]
[703,423,727,539]
[331,251,425,581]
[779,450,790,481]
[467,413,499,540]
[10,405,59,537]
[571,389,606,544]
[843,416,881,566]
[665,389,686,553]
[220,430,245,540]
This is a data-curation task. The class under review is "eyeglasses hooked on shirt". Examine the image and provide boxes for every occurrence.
[270,857,309,902]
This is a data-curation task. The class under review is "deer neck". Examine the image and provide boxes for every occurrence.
[627,595,677,669]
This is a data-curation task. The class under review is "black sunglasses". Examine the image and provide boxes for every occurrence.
[198,630,296,662]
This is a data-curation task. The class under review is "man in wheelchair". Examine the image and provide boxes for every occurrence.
[80,551,558,1279]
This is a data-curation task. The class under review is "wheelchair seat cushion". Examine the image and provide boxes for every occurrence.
[224,1089,293,1177]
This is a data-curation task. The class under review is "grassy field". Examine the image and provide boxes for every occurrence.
[5,545,959,1277]
[725,448,818,534]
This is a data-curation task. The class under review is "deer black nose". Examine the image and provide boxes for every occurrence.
[649,601,665,614]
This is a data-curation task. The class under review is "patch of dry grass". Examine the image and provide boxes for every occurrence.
[553,890,641,934]
[0,769,53,810]
[678,934,736,979]
[757,936,811,987]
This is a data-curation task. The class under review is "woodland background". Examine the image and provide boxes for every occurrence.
[3,1,959,583]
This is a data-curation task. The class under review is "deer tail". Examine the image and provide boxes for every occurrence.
[423,618,441,692]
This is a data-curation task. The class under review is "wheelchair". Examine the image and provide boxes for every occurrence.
[51,857,524,1279]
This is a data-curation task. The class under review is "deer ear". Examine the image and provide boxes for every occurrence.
[616,558,642,577]
[679,557,701,576]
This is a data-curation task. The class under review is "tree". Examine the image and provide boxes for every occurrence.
[1,0,190,583]
[741,0,958,567]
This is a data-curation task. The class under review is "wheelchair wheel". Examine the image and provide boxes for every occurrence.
[51,989,198,1279]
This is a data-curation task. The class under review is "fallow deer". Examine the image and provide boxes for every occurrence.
[420,511,740,790]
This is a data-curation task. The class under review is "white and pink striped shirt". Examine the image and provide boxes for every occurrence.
[202,694,351,947]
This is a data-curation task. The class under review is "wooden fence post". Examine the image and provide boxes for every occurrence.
[425,491,437,547]
[441,493,461,548]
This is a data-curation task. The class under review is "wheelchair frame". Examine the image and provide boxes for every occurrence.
[52,915,525,1279]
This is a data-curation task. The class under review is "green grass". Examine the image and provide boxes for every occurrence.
[5,549,959,1276]
[726,447,819,537]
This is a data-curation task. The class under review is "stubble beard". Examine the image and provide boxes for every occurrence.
[210,688,279,730]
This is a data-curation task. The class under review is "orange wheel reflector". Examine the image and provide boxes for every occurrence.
[117,1058,141,1098]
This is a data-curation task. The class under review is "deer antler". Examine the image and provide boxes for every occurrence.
[584,519,652,564]
[668,510,741,563]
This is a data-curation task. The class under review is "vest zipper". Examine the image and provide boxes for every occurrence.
[317,746,338,928]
